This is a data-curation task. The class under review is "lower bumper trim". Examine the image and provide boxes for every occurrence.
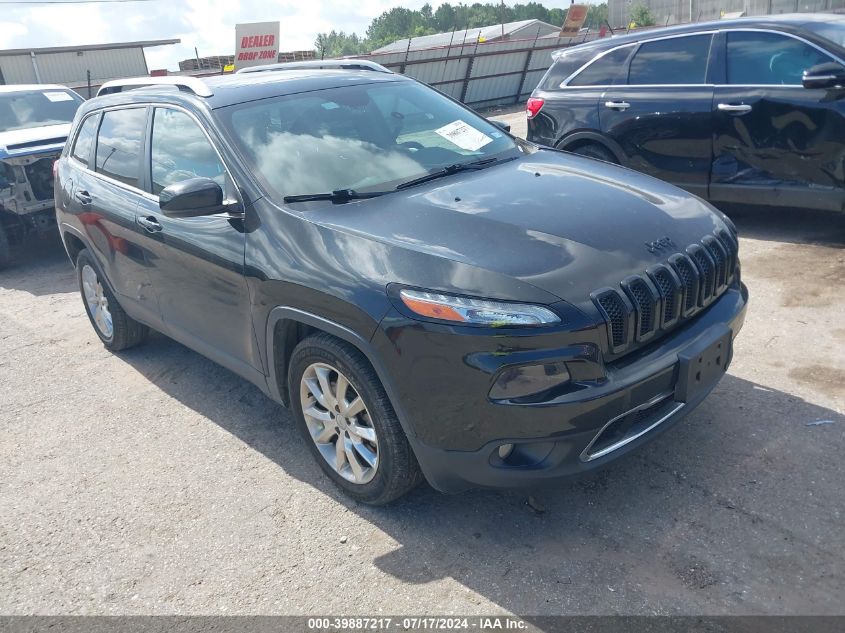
[580,391,684,462]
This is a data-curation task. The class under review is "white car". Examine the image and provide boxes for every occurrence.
[0,84,83,267]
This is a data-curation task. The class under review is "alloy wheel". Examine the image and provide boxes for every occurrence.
[81,264,113,339]
[299,362,379,484]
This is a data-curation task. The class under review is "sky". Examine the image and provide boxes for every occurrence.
[0,0,589,71]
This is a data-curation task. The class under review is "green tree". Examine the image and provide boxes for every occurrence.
[629,4,656,27]
[586,3,608,29]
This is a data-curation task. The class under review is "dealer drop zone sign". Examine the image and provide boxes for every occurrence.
[235,21,280,70]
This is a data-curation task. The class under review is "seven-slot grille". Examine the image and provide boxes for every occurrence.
[592,230,739,355]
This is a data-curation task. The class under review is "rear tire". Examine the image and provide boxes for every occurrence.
[568,142,618,164]
[288,332,423,505]
[76,248,148,351]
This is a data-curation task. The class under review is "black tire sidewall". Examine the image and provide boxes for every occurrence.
[288,336,413,504]
[570,143,617,164]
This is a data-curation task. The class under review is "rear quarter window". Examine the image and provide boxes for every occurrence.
[71,114,98,168]
[538,48,595,90]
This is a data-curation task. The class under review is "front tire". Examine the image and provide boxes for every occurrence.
[288,333,423,505]
[76,249,148,351]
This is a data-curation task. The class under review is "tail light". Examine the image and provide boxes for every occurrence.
[52,160,59,177]
[526,97,545,119]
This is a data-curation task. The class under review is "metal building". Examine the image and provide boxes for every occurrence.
[372,19,561,54]
[609,0,844,28]
[0,39,180,98]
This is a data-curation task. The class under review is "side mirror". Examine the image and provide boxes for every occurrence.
[490,119,511,133]
[159,177,226,218]
[802,62,845,90]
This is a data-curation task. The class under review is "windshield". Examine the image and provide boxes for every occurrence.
[0,89,83,133]
[216,80,518,200]
[804,21,845,49]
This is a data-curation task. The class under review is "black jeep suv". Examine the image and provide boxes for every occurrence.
[527,14,845,213]
[55,63,747,504]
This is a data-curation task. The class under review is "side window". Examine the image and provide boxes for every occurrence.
[568,45,635,87]
[727,31,834,86]
[629,34,712,85]
[71,114,98,168]
[539,48,595,90]
[150,108,226,195]
[95,108,146,188]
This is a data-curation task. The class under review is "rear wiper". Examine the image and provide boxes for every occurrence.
[395,157,501,190]
[283,189,389,204]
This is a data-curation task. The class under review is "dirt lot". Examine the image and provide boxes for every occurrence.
[1,114,844,615]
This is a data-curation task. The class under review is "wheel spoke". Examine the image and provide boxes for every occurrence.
[304,376,328,408]
[335,374,349,411]
[351,438,377,468]
[303,404,331,423]
[311,423,336,444]
[315,366,337,410]
[349,421,376,443]
[345,396,365,418]
[335,434,348,472]
[344,437,365,481]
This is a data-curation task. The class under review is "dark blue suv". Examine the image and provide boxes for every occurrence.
[528,14,845,213]
[55,62,747,503]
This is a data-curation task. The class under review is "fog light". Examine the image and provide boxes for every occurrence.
[498,443,514,460]
[488,362,571,400]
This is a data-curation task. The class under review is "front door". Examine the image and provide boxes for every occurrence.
[710,29,845,211]
[600,33,716,199]
[134,106,258,378]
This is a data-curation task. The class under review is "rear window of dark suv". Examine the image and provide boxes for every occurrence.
[538,48,595,90]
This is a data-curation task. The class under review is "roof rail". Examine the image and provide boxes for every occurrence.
[236,59,392,75]
[96,76,213,98]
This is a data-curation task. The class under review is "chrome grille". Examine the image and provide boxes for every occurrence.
[593,230,739,355]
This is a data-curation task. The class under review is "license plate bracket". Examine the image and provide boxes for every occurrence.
[675,326,732,403]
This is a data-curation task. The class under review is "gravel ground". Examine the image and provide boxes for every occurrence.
[1,113,843,615]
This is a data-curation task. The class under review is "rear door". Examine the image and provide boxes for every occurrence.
[710,29,845,211]
[68,106,160,325]
[600,33,716,198]
[530,45,634,148]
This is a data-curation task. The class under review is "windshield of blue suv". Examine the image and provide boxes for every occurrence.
[0,89,83,133]
[217,80,519,199]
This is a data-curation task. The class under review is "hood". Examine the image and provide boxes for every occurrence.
[306,149,730,304]
[0,123,71,160]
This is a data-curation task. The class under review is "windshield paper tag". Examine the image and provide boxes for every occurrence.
[435,120,493,152]
[44,91,74,102]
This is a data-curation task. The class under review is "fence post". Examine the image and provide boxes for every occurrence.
[459,36,479,103]
[515,27,542,105]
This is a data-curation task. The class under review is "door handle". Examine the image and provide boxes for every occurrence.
[137,216,163,233]
[604,101,631,111]
[74,190,92,205]
[717,103,753,115]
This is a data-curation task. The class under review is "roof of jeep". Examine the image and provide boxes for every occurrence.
[85,69,409,112]
[556,12,845,57]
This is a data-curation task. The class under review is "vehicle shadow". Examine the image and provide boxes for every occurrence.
[0,233,75,297]
[719,204,845,247]
[113,332,845,615]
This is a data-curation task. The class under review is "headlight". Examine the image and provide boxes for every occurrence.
[398,288,560,327]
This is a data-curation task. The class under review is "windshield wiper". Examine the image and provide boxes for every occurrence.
[283,189,389,204]
[395,157,501,190]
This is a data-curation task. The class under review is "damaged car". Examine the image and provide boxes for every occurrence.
[1,84,83,267]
